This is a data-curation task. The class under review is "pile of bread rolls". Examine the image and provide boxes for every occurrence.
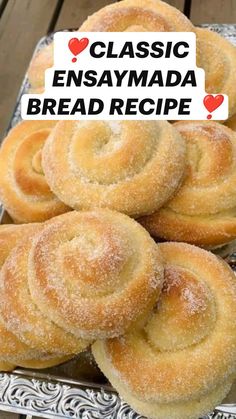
[0,1,236,419]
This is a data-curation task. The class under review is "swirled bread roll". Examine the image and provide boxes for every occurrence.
[0,121,70,223]
[42,121,186,216]
[0,227,91,355]
[196,28,236,118]
[28,43,53,93]
[140,121,236,247]
[0,223,43,366]
[79,0,194,32]
[28,210,164,339]
[93,242,236,419]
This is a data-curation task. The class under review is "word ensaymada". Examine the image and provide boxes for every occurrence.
[52,70,196,88]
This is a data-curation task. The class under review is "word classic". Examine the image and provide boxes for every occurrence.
[21,32,228,120]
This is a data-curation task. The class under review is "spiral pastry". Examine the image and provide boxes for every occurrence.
[93,242,236,419]
[0,223,45,368]
[0,121,70,223]
[0,227,90,355]
[196,28,236,117]
[140,121,236,247]
[79,0,194,32]
[28,43,53,93]
[42,121,186,217]
[28,210,164,339]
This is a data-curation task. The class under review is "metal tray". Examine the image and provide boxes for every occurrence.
[0,24,236,419]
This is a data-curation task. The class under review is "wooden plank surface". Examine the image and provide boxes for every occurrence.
[0,0,58,139]
[55,0,185,30]
[190,0,236,24]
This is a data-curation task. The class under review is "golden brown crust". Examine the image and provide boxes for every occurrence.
[0,223,41,267]
[79,0,195,32]
[93,242,236,419]
[140,121,236,247]
[0,362,15,371]
[0,223,52,365]
[196,28,236,118]
[0,121,70,223]
[0,228,90,355]
[225,113,236,131]
[17,354,72,369]
[28,209,164,339]
[42,121,186,217]
[27,43,53,93]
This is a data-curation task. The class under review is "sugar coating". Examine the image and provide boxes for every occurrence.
[92,242,236,419]
[28,210,164,340]
[42,120,186,218]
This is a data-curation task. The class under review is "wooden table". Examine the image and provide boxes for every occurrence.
[0,0,236,139]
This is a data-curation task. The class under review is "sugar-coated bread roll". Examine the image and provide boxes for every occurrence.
[28,43,53,93]
[0,121,70,223]
[28,210,164,339]
[0,223,75,368]
[42,121,186,217]
[0,226,90,355]
[93,242,236,419]
[79,0,194,32]
[196,28,236,117]
[140,121,236,247]
[0,223,44,365]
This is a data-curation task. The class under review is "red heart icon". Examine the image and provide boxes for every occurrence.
[203,94,224,113]
[68,37,89,57]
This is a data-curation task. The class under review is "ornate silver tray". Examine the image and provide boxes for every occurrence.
[0,24,236,419]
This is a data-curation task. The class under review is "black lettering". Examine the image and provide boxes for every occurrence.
[42,99,56,115]
[166,71,181,87]
[150,42,164,58]
[58,99,70,114]
[27,99,41,115]
[173,42,189,58]
[181,70,196,86]
[128,71,148,87]
[164,99,178,114]
[71,99,86,115]
[110,99,124,115]
[88,99,104,114]
[136,42,149,58]
[53,70,66,87]
[107,42,117,58]
[179,98,191,114]
[90,42,106,58]
[139,99,155,115]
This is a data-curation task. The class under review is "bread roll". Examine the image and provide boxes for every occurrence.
[0,121,70,223]
[79,0,195,32]
[140,121,236,247]
[93,242,236,419]
[42,121,186,217]
[0,228,90,355]
[196,28,236,117]
[28,210,164,339]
